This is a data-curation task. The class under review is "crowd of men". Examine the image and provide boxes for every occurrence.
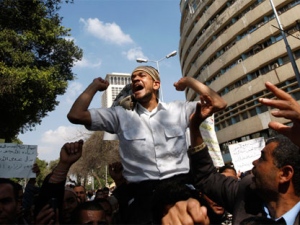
[1,65,300,224]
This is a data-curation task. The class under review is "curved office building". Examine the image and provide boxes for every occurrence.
[179,0,300,156]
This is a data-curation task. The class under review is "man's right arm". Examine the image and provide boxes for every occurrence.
[67,78,109,126]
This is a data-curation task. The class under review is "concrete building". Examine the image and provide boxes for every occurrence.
[179,0,300,157]
[101,73,131,108]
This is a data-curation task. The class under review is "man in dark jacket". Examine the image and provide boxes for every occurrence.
[34,140,83,224]
[162,93,300,225]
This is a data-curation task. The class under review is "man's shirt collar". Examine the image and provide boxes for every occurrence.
[264,201,300,225]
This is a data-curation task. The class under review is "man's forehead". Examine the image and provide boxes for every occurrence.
[131,70,149,76]
[262,141,278,156]
[0,183,15,195]
[74,186,85,190]
[80,210,106,224]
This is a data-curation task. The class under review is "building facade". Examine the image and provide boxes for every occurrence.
[101,73,131,108]
[179,0,300,155]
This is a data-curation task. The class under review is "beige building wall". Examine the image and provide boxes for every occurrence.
[179,0,300,152]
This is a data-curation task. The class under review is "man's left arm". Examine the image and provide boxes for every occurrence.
[174,77,227,113]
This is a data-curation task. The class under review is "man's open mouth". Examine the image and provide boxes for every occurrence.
[133,84,144,93]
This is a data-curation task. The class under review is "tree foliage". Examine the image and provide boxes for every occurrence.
[35,157,51,186]
[69,131,120,189]
[0,0,83,141]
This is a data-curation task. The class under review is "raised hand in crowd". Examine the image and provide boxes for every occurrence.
[34,140,84,224]
[92,77,110,92]
[259,81,300,147]
[59,140,83,167]
[189,95,214,127]
[35,204,58,225]
[161,198,210,225]
[46,139,84,210]
[50,139,84,183]
[108,162,126,187]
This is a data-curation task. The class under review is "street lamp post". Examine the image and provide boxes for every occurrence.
[136,50,177,102]
[269,0,300,87]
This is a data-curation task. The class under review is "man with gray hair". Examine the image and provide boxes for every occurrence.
[67,65,227,224]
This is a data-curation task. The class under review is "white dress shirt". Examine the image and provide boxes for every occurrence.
[87,100,197,182]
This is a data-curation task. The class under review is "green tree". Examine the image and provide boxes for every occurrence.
[35,157,51,186]
[0,0,83,141]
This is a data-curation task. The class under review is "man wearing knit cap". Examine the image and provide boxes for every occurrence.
[67,65,227,224]
[134,65,160,81]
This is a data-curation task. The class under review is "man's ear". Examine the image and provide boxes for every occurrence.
[153,81,160,91]
[279,165,294,183]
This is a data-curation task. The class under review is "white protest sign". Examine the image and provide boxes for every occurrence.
[200,115,224,167]
[0,143,37,178]
[228,137,265,173]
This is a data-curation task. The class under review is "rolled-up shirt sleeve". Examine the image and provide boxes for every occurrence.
[85,107,120,133]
